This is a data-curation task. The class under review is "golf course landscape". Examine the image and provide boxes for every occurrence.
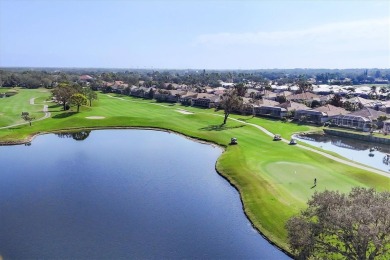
[1,87,389,253]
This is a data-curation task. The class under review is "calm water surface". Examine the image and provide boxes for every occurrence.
[296,133,390,173]
[0,130,289,259]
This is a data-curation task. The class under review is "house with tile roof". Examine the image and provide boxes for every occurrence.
[179,92,198,106]
[154,90,186,103]
[294,104,348,125]
[331,107,388,132]
[276,101,310,112]
[285,92,320,103]
[130,86,151,98]
[254,106,287,118]
[347,107,387,121]
[191,93,221,108]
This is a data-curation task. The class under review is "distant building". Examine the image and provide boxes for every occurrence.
[79,75,94,81]
[295,105,348,125]
[331,107,387,132]
[277,101,310,112]
[285,92,320,103]
[383,120,390,133]
[191,93,220,108]
[254,105,287,119]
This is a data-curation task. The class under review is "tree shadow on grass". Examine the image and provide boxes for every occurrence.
[52,112,77,119]
[199,124,245,131]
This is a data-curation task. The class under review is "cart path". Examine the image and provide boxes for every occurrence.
[228,117,389,178]
[107,94,389,178]
[0,98,51,129]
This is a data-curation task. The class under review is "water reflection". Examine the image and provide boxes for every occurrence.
[0,130,289,259]
[296,133,390,172]
[298,134,390,153]
[55,130,91,141]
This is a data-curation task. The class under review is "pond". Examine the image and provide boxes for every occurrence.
[0,130,289,259]
[295,133,390,173]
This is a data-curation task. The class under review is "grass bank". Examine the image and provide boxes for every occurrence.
[1,89,389,253]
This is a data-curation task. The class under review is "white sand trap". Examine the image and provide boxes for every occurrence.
[176,109,193,115]
[85,116,105,119]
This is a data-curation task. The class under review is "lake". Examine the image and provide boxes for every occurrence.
[0,130,289,259]
[295,133,390,173]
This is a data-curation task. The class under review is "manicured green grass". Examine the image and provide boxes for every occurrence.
[1,89,389,253]
[0,87,51,127]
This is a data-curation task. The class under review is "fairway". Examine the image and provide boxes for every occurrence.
[0,88,389,253]
[0,88,51,127]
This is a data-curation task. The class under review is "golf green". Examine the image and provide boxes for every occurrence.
[1,88,389,253]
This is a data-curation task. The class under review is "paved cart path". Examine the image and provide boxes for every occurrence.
[228,117,389,178]
[105,94,389,178]
[0,98,51,129]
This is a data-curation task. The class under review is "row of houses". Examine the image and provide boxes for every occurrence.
[125,87,222,108]
[103,84,389,133]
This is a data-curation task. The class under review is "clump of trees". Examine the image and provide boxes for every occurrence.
[82,87,98,106]
[52,84,77,111]
[52,84,96,112]
[286,187,390,260]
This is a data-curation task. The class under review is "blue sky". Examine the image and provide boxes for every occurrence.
[0,0,389,69]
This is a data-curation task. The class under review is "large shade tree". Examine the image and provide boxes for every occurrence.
[70,93,87,112]
[286,187,390,260]
[52,84,77,110]
[220,89,242,125]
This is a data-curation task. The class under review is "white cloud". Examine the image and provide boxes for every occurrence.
[195,18,390,52]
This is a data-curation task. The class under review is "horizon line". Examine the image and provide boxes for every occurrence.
[1,66,389,71]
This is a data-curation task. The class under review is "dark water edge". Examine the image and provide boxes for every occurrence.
[0,129,290,259]
[296,133,390,173]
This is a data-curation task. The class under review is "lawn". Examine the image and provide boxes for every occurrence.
[0,87,51,127]
[1,89,389,253]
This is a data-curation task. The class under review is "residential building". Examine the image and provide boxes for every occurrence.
[294,105,348,125]
[331,107,387,132]
[191,93,220,108]
[254,105,287,118]
[154,90,186,103]
[277,101,310,112]
[285,92,320,103]
[383,120,390,133]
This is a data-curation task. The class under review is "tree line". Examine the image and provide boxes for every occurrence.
[1,69,390,90]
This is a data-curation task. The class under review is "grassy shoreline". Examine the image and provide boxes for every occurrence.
[1,89,389,255]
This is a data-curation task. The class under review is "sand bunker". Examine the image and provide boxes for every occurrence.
[85,116,105,119]
[176,109,193,115]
